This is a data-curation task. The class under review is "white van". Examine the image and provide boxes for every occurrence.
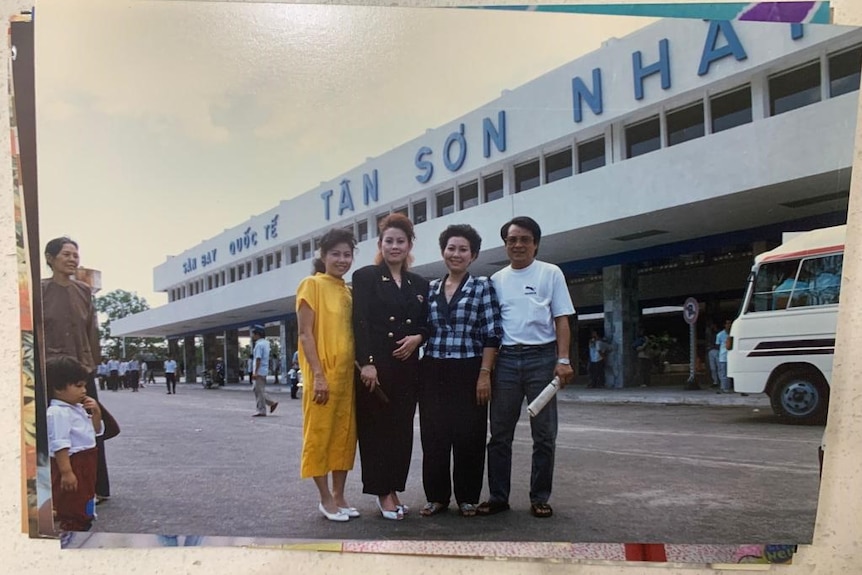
[727,225,844,425]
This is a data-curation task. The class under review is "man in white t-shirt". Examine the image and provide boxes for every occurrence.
[716,319,732,394]
[251,324,278,417]
[478,216,575,520]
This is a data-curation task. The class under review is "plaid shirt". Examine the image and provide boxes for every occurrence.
[425,274,502,359]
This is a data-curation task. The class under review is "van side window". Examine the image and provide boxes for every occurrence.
[748,254,842,313]
[790,254,842,308]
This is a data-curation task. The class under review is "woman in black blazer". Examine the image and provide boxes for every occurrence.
[352,214,429,520]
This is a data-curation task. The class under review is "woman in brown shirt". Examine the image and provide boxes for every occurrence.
[42,237,111,502]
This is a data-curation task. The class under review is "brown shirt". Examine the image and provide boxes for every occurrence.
[41,278,100,372]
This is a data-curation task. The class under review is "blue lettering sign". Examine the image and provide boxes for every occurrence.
[443,124,467,172]
[482,111,507,157]
[265,215,279,240]
[182,257,197,274]
[229,227,258,255]
[572,68,603,123]
[320,189,334,221]
[698,21,748,76]
[363,169,379,205]
[338,179,354,216]
[200,248,217,267]
[633,38,671,100]
[415,146,434,184]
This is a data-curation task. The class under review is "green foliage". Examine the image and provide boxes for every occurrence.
[95,289,165,358]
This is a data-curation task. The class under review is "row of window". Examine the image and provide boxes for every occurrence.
[622,45,861,161]
[169,250,285,302]
[167,45,861,302]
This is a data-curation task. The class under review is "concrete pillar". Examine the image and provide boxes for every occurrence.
[283,315,299,368]
[224,329,240,383]
[602,264,639,388]
[279,320,288,378]
[203,333,218,378]
[167,338,180,359]
[183,335,197,383]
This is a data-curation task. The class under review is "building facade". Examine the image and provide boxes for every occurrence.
[112,19,862,386]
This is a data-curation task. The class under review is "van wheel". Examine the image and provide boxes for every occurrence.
[770,370,829,425]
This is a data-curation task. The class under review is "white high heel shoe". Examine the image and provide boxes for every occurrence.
[319,502,349,522]
[375,497,403,521]
[338,506,361,518]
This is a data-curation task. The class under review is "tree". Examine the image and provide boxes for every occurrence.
[94,289,166,359]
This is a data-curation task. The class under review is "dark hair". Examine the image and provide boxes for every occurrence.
[439,224,482,256]
[374,213,415,268]
[500,216,541,245]
[46,355,89,397]
[44,237,79,269]
[312,228,357,274]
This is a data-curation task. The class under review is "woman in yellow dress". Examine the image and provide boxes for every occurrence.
[297,228,359,522]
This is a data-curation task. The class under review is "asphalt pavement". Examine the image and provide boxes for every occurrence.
[89,375,819,545]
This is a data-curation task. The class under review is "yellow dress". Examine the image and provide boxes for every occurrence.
[297,273,357,478]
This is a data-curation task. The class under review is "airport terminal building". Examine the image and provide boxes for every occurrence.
[113,18,862,386]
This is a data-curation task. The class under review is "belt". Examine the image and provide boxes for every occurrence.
[499,342,556,352]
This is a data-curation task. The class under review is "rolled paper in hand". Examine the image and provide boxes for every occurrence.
[527,377,560,418]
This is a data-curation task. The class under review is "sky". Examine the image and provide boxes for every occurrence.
[35,0,655,307]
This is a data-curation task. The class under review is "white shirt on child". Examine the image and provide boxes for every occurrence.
[47,399,103,457]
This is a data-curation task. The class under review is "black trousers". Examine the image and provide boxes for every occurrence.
[165,373,176,393]
[108,371,119,391]
[355,357,418,496]
[419,356,487,505]
[588,360,605,388]
[84,375,110,497]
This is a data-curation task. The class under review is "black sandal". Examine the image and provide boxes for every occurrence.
[476,500,510,516]
[530,502,553,518]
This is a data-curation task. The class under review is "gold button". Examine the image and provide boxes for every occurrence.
[389,316,395,322]
[387,332,394,338]
[406,319,412,325]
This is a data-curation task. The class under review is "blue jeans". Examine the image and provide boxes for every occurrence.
[718,361,730,392]
[487,343,558,505]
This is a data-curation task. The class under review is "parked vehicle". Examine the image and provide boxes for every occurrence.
[727,225,844,425]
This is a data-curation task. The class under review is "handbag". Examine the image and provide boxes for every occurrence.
[99,401,121,440]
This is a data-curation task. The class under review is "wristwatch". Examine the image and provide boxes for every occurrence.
[556,358,571,365]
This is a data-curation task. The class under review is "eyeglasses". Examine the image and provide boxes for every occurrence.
[505,236,534,246]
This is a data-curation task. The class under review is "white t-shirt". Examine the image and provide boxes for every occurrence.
[47,399,102,457]
[253,338,271,376]
[164,359,177,374]
[491,260,575,346]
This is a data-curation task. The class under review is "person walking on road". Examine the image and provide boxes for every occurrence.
[297,228,359,522]
[478,216,575,519]
[251,325,278,417]
[164,356,178,395]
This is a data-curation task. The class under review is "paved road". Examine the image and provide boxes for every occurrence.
[90,381,821,544]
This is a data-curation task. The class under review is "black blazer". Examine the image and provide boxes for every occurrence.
[352,263,429,368]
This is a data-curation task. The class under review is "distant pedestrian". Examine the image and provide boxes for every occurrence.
[251,325,278,417]
[164,356,178,395]
[97,360,108,391]
[128,358,140,392]
[706,321,720,388]
[632,327,652,388]
[716,319,733,394]
[107,357,120,392]
[587,330,610,388]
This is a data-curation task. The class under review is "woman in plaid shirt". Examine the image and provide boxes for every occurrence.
[419,224,502,517]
